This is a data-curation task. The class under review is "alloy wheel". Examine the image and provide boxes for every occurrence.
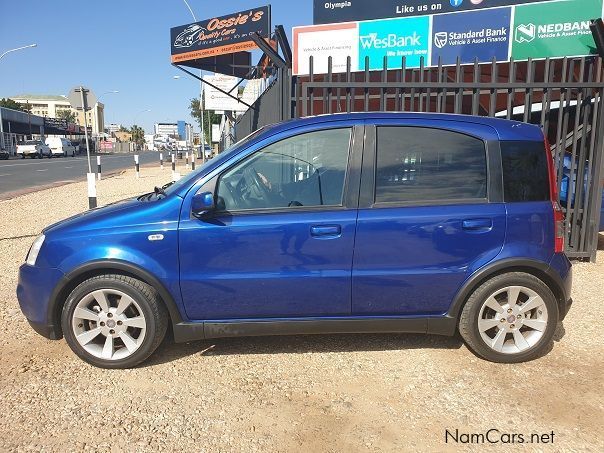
[477,285,549,354]
[71,289,147,360]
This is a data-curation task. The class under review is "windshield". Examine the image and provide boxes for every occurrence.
[161,126,269,197]
[23,140,39,145]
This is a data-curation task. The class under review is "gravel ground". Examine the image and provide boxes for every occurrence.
[0,165,602,452]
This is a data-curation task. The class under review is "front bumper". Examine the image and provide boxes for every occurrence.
[16,264,65,340]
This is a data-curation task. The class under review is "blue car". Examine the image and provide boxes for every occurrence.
[17,113,572,368]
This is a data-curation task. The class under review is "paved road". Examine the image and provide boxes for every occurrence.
[0,152,161,197]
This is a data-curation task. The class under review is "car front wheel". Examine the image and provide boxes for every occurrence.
[459,272,559,363]
[61,274,168,369]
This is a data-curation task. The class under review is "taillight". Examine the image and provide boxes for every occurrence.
[544,136,565,253]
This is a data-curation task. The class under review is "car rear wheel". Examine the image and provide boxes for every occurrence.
[61,274,168,369]
[459,272,559,363]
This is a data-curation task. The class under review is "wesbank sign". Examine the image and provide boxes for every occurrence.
[292,0,603,75]
[359,17,430,70]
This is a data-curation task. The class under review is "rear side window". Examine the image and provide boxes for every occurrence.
[375,127,487,204]
[501,141,549,202]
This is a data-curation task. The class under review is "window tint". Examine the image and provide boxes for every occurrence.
[501,141,549,202]
[375,127,487,203]
[217,128,351,211]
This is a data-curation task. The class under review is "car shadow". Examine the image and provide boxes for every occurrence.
[143,332,464,367]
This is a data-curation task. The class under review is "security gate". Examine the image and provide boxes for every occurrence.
[234,55,604,260]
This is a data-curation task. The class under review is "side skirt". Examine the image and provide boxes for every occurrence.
[172,316,457,343]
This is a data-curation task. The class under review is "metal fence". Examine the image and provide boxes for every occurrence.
[234,55,604,261]
[232,68,293,143]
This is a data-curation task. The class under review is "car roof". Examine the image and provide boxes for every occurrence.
[261,112,544,142]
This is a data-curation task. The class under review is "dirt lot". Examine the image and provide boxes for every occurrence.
[0,165,602,452]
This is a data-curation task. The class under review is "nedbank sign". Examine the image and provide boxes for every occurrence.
[293,0,603,75]
[512,0,601,60]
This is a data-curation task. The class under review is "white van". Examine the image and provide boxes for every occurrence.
[46,137,76,157]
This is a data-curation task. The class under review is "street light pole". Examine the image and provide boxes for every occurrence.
[0,43,37,61]
[181,0,205,162]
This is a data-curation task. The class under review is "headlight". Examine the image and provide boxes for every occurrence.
[26,234,45,266]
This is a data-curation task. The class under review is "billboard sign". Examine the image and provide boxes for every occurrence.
[359,16,430,70]
[295,0,601,75]
[511,0,601,60]
[294,23,359,75]
[170,6,271,64]
[203,74,247,112]
[313,0,557,24]
[431,7,512,65]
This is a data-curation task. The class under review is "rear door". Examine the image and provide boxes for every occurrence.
[352,120,506,316]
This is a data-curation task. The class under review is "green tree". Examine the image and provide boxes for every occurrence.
[130,125,145,146]
[188,98,222,144]
[0,98,27,112]
[118,125,129,132]
[56,109,77,123]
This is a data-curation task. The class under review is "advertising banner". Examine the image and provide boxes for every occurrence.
[294,23,359,74]
[204,75,248,112]
[511,0,602,60]
[359,16,430,70]
[431,7,512,65]
[295,0,602,75]
[314,0,556,25]
[170,6,271,64]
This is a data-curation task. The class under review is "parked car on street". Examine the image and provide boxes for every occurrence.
[0,147,9,160]
[16,140,51,159]
[46,137,76,157]
[198,143,212,159]
[17,113,573,368]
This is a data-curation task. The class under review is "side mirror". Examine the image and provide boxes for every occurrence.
[192,191,215,217]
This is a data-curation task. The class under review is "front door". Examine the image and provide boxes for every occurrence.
[353,122,506,316]
[179,125,362,320]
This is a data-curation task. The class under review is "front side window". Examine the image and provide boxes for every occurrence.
[375,127,487,204]
[216,128,351,211]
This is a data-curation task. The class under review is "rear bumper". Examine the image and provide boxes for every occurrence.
[549,253,573,321]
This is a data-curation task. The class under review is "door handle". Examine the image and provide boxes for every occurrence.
[462,219,493,231]
[310,225,342,237]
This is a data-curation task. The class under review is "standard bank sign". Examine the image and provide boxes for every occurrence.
[431,8,512,65]
[359,16,430,69]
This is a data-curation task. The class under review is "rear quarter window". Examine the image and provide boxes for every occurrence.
[375,127,487,204]
[501,141,549,202]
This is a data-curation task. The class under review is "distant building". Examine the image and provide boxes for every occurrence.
[154,121,193,144]
[114,131,132,142]
[10,94,105,135]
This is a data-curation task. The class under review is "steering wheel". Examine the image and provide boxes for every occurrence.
[243,167,280,205]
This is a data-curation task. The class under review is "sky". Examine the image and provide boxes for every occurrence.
[0,0,313,134]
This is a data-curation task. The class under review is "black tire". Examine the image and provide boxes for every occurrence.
[459,272,559,363]
[61,274,168,369]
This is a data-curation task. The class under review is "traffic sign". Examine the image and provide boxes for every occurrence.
[67,86,97,111]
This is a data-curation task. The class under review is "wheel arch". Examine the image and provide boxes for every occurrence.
[428,258,567,336]
[48,260,183,339]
